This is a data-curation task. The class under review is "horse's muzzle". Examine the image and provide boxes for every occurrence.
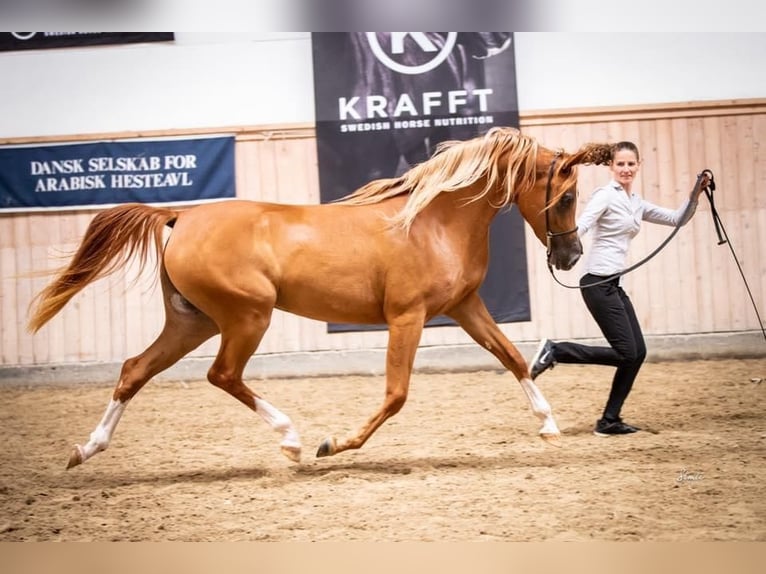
[548,237,583,271]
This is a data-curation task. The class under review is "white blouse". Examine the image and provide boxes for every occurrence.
[577,180,697,277]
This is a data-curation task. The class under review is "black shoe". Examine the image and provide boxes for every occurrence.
[593,418,641,437]
[530,339,556,380]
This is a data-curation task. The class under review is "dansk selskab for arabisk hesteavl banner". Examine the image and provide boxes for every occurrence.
[0,137,235,211]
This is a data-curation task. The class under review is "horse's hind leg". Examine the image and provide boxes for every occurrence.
[206,308,302,463]
[448,293,561,445]
[67,269,219,469]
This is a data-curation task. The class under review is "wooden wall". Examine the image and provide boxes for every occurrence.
[1,99,764,367]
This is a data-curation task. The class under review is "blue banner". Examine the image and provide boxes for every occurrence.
[0,136,235,211]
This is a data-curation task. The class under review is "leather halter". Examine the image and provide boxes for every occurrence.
[544,153,578,260]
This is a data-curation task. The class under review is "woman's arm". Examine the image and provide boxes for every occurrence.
[643,172,709,227]
[576,186,613,237]
[642,197,698,227]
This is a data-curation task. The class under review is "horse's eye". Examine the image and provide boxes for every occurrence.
[558,191,575,208]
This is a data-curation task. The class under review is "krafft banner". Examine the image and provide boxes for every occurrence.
[0,136,235,211]
[0,33,174,52]
[311,32,530,332]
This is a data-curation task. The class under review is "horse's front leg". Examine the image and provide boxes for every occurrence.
[448,293,561,445]
[317,314,424,457]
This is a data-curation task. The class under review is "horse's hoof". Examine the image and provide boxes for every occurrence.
[66,445,83,469]
[316,437,337,458]
[280,445,301,463]
[540,433,562,448]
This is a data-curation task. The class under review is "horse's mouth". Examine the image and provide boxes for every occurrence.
[550,243,582,271]
[554,255,580,271]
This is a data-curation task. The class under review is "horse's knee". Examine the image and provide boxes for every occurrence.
[207,367,237,392]
[385,391,407,415]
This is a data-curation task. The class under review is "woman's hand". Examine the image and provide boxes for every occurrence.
[692,170,713,201]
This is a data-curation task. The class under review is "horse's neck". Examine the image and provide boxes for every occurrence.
[428,184,500,234]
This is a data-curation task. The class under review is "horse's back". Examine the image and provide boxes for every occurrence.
[161,199,404,324]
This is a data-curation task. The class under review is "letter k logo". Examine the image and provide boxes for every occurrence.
[389,33,438,54]
[366,32,457,75]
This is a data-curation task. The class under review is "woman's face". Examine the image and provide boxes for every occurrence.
[609,148,640,190]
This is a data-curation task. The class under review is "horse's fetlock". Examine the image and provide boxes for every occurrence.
[88,430,110,452]
[532,404,552,421]
[272,414,293,434]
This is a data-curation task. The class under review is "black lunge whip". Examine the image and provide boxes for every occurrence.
[701,170,766,343]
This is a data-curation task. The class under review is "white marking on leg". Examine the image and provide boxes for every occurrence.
[78,399,128,463]
[518,377,560,435]
[254,397,301,449]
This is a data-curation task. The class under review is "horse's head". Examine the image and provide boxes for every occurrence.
[516,147,581,271]
[519,143,612,271]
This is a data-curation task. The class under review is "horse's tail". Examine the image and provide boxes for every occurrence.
[27,203,178,333]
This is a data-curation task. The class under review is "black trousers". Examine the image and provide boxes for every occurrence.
[552,273,647,421]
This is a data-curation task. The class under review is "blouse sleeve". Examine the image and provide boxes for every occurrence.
[642,197,698,227]
[576,187,612,237]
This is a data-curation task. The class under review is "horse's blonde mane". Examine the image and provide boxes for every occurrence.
[338,127,540,231]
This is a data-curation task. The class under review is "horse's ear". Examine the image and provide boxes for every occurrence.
[562,143,612,170]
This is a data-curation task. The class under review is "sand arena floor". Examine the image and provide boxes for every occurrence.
[0,358,764,541]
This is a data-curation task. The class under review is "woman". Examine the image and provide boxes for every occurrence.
[529,141,705,436]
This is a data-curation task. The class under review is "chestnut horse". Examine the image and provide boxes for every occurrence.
[28,127,611,469]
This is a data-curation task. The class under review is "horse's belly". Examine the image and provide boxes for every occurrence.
[275,283,385,325]
[275,270,478,325]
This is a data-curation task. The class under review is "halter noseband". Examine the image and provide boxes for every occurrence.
[545,153,578,259]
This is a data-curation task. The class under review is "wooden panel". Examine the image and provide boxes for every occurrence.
[755,114,766,323]
[2,100,765,369]
[1,246,19,364]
